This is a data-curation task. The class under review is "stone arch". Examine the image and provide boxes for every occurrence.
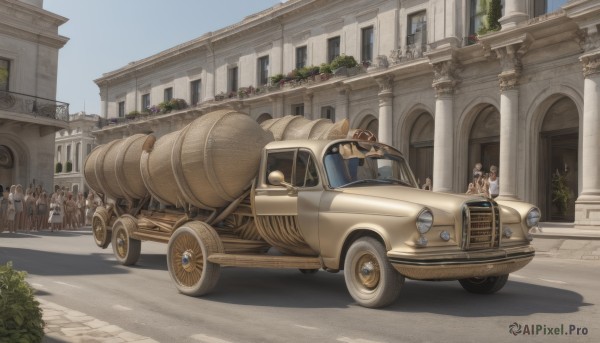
[456,97,501,192]
[0,133,30,188]
[397,104,434,187]
[256,112,272,124]
[352,109,379,139]
[525,84,583,208]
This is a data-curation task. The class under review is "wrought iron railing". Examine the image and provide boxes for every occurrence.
[0,90,69,123]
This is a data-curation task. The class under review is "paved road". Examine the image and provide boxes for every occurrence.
[1,230,598,343]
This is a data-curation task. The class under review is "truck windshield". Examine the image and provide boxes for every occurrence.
[323,142,418,189]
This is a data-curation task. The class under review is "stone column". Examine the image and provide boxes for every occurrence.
[431,61,458,193]
[499,0,528,30]
[335,83,350,123]
[303,92,313,119]
[269,95,284,118]
[575,51,600,229]
[495,44,526,200]
[376,76,394,146]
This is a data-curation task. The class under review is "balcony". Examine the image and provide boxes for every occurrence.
[0,90,69,123]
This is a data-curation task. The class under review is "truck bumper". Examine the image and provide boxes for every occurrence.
[388,245,535,280]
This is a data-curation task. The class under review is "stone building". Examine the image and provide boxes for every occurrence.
[0,0,69,193]
[53,112,98,195]
[93,0,599,229]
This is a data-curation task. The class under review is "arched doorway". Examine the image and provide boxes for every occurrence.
[256,113,272,124]
[358,114,378,138]
[409,112,434,187]
[539,97,579,222]
[468,105,500,185]
[0,145,15,189]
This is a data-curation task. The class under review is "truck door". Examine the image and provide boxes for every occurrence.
[253,149,321,255]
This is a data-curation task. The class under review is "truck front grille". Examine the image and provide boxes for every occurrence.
[462,201,500,250]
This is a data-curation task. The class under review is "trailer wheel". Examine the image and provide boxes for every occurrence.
[92,207,111,249]
[344,237,404,308]
[167,222,224,296]
[111,215,141,266]
[459,275,509,294]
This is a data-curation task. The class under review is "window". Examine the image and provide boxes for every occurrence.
[66,145,71,165]
[327,36,341,63]
[292,104,304,116]
[265,150,319,187]
[361,26,374,63]
[0,58,9,91]
[141,93,150,112]
[296,46,307,69]
[75,143,80,172]
[534,0,567,17]
[228,67,238,92]
[407,11,427,46]
[118,101,125,118]
[470,0,506,36]
[257,56,269,86]
[321,106,335,121]
[164,87,173,102]
[190,79,201,106]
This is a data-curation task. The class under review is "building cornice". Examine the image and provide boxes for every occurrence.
[94,0,316,86]
[0,0,68,49]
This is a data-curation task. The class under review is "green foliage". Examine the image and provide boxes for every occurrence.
[330,54,358,70]
[477,0,502,35]
[0,262,45,343]
[552,170,571,216]
[65,161,72,173]
[55,162,62,174]
[270,73,284,85]
[126,110,140,119]
[159,99,187,113]
[319,63,332,74]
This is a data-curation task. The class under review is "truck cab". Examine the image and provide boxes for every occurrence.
[253,139,537,307]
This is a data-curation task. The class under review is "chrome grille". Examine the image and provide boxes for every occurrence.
[462,201,500,250]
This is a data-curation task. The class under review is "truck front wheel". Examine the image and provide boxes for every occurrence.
[458,275,508,294]
[92,207,111,249]
[344,237,404,308]
[167,222,224,296]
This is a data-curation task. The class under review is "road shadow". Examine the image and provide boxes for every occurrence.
[202,268,589,315]
[130,253,168,271]
[0,247,130,277]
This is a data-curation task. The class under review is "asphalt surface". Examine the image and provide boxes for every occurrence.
[1,230,599,343]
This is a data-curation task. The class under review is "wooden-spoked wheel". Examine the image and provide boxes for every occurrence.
[459,274,509,294]
[92,207,111,249]
[167,222,224,296]
[344,237,404,308]
[111,215,141,266]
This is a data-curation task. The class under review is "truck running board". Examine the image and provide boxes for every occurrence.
[207,253,322,269]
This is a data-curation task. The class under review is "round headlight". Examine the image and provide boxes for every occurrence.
[526,208,541,228]
[416,210,433,234]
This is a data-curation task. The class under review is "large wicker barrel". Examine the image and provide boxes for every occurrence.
[260,115,349,141]
[141,110,274,209]
[84,134,148,200]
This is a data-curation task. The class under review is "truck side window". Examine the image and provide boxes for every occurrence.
[295,151,319,187]
[266,151,295,185]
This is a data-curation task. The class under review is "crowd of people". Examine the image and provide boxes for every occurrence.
[0,184,102,233]
[466,163,500,199]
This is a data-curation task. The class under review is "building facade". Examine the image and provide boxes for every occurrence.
[53,112,98,195]
[93,0,599,229]
[0,0,69,192]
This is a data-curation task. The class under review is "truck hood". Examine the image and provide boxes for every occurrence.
[339,185,488,221]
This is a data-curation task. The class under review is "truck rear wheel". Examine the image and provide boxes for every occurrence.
[344,237,403,308]
[167,222,224,296]
[111,215,141,266]
[92,207,111,249]
[458,274,509,294]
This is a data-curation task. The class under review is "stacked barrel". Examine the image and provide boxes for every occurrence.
[84,111,349,209]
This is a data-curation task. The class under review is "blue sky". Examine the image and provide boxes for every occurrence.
[44,0,283,115]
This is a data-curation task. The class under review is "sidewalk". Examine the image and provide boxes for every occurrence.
[531,222,600,261]
[40,298,158,343]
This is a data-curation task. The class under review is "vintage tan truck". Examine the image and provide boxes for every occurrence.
[85,109,538,308]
